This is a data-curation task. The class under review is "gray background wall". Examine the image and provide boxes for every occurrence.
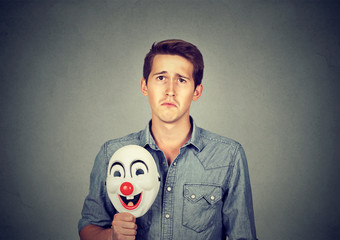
[1,1,339,240]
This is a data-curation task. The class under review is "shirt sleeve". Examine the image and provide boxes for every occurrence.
[78,143,117,233]
[222,144,258,240]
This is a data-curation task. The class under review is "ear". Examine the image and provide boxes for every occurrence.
[141,78,148,96]
[192,84,203,101]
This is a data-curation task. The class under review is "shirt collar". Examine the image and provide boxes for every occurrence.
[187,117,203,152]
[140,120,158,150]
[139,117,203,152]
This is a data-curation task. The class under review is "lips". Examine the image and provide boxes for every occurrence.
[118,192,142,210]
[161,102,177,107]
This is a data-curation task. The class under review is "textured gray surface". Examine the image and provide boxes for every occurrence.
[0,1,339,239]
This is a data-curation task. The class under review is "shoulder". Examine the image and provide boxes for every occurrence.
[101,130,144,158]
[105,131,143,146]
[194,127,244,169]
[198,127,241,149]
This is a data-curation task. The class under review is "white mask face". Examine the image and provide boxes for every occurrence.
[106,145,160,218]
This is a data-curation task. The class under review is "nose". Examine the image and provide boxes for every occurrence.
[120,182,134,196]
[165,80,175,97]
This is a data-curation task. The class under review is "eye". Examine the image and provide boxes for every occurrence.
[110,163,125,178]
[131,160,148,178]
[157,76,165,81]
[178,78,187,83]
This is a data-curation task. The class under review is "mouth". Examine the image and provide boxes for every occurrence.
[162,102,177,107]
[118,192,142,210]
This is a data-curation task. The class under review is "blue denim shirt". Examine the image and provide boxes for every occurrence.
[78,119,257,240]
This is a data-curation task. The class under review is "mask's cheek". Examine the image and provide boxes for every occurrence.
[139,188,158,210]
[106,177,122,194]
[133,174,158,191]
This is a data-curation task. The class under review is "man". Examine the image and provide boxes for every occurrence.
[79,39,257,240]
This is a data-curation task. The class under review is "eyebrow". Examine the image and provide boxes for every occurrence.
[152,71,191,80]
[152,71,167,76]
[177,74,190,80]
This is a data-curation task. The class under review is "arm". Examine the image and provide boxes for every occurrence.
[78,144,114,234]
[222,144,257,240]
[80,213,137,240]
[80,225,111,240]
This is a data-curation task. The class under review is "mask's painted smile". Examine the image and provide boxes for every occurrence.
[118,192,143,210]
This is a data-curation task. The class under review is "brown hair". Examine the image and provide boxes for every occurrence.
[143,39,204,88]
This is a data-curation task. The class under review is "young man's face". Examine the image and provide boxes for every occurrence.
[141,54,202,124]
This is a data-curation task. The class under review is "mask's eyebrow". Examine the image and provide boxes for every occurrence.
[130,160,148,176]
[110,162,125,177]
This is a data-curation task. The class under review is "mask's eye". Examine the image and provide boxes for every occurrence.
[114,170,121,177]
[131,160,148,178]
[110,163,125,178]
[136,168,144,176]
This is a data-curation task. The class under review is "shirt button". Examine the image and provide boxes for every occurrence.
[165,214,170,219]
[167,187,172,192]
[191,194,196,199]
[210,196,215,201]
[173,161,177,166]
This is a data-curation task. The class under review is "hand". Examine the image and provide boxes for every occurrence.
[111,212,137,240]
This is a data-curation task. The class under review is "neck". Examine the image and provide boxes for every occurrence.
[151,117,192,164]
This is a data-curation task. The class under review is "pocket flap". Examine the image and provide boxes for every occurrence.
[184,184,222,204]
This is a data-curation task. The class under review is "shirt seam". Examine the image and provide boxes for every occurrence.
[200,134,239,146]
[226,143,241,188]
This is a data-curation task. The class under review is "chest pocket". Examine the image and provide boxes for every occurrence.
[182,184,223,233]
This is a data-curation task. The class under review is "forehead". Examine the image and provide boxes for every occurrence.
[151,54,194,76]
[110,146,153,166]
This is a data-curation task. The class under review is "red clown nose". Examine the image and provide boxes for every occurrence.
[120,182,134,196]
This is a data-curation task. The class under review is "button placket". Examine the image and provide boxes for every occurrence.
[162,156,180,239]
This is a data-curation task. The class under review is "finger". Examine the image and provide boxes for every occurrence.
[112,220,137,229]
[114,212,136,222]
[111,224,137,239]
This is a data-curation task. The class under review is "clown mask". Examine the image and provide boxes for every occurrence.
[106,145,160,218]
